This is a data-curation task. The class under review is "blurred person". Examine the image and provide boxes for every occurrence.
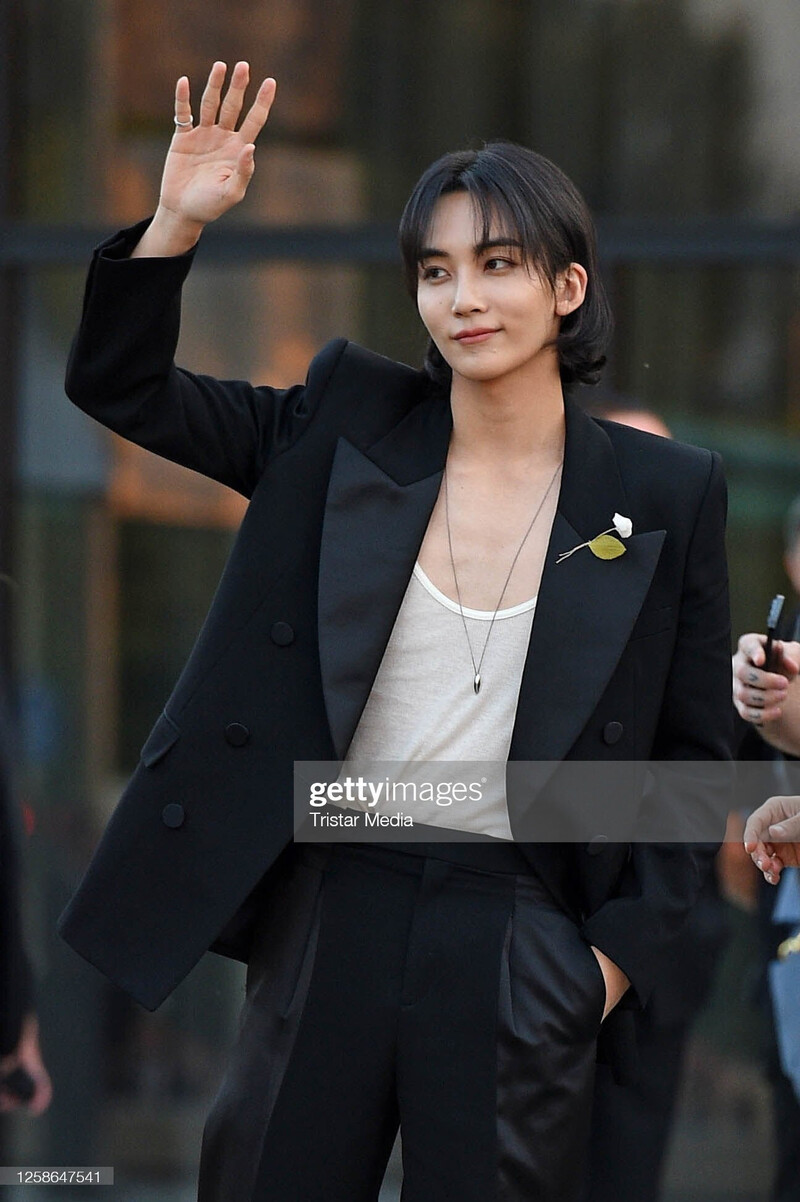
[732,499,800,1201]
[0,691,52,1118]
[579,398,727,1202]
[583,388,672,440]
[737,686,800,1202]
[58,62,732,1201]
[734,493,800,878]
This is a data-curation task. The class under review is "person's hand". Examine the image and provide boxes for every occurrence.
[743,795,800,885]
[590,946,630,1020]
[732,632,799,725]
[0,1013,52,1116]
[133,61,277,257]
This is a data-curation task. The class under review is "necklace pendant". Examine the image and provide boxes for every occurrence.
[473,672,481,694]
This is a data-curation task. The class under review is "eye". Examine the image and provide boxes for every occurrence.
[485,256,516,271]
[420,264,447,281]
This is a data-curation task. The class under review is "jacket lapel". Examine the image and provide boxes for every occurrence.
[317,391,453,760]
[508,398,665,765]
[318,387,665,768]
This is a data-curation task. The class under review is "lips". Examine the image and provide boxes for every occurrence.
[453,328,499,343]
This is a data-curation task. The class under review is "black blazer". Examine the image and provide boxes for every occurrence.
[58,220,733,1076]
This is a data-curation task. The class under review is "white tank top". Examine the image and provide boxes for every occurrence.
[341,562,537,839]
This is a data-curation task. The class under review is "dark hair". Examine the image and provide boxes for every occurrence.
[398,140,613,390]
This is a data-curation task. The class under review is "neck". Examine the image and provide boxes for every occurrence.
[447,357,566,470]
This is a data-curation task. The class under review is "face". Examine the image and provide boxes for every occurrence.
[415,190,587,386]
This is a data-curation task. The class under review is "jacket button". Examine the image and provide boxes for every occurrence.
[587,835,609,855]
[270,621,295,646]
[225,722,250,747]
[162,803,185,829]
[603,721,624,745]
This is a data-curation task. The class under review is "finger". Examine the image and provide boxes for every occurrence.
[174,75,193,131]
[734,656,788,688]
[734,673,790,708]
[743,808,774,849]
[748,847,781,883]
[743,820,763,850]
[744,684,787,710]
[199,61,227,128]
[759,847,783,877]
[218,60,249,131]
[769,812,800,841]
[238,77,277,145]
[738,632,766,667]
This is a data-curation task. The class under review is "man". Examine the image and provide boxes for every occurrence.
[57,63,733,1200]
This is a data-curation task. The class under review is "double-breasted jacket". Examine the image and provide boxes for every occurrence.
[58,220,733,1078]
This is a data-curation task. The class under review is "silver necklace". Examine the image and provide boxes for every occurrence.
[443,460,562,694]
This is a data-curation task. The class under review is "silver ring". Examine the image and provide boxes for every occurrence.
[174,116,193,128]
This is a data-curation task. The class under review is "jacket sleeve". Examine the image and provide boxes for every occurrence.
[580,452,733,1008]
[64,218,348,499]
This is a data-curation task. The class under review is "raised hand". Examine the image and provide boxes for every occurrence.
[132,62,276,258]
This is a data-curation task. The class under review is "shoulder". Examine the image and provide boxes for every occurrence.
[593,416,726,542]
[306,338,434,420]
[310,338,424,389]
[596,416,721,496]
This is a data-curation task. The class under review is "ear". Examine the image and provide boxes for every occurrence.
[554,262,588,317]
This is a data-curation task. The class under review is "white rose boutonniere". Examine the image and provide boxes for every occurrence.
[556,512,633,564]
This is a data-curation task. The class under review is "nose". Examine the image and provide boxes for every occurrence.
[451,270,487,315]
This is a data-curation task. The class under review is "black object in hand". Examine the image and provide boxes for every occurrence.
[0,1066,36,1102]
[764,594,785,672]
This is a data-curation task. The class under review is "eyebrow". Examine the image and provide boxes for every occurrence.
[418,237,525,261]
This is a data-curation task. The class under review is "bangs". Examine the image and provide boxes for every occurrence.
[399,154,562,298]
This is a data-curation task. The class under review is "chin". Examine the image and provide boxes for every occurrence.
[450,357,517,384]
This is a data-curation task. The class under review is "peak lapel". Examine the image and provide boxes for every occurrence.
[318,393,452,759]
[508,399,665,771]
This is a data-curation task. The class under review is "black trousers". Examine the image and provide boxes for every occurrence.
[198,840,606,1201]
[583,1014,688,1202]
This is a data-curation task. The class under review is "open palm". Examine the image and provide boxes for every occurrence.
[158,61,276,226]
